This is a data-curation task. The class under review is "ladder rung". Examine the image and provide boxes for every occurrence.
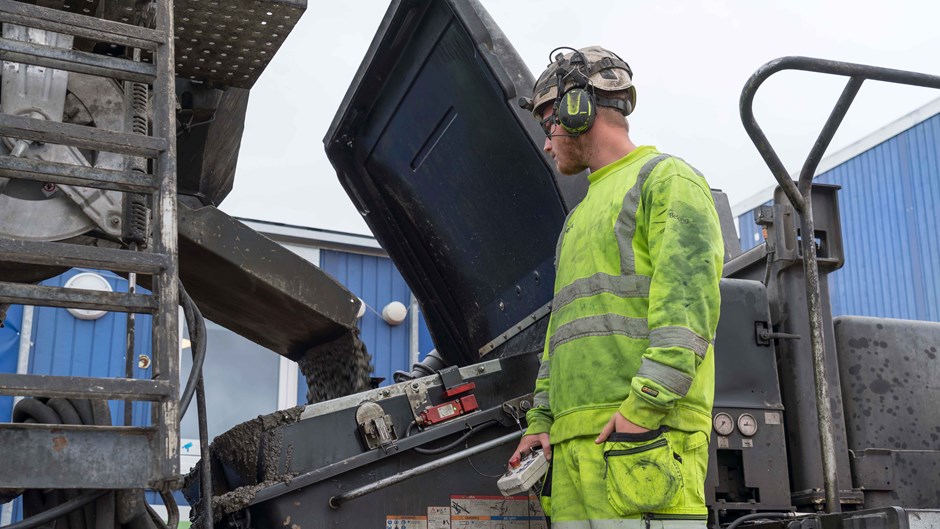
[0,114,168,158]
[0,423,160,489]
[0,281,158,313]
[0,13,162,52]
[0,0,166,50]
[0,237,168,274]
[0,155,159,193]
[0,374,173,400]
[0,0,165,46]
[0,37,156,84]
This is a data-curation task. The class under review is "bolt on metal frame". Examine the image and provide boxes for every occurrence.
[0,0,179,489]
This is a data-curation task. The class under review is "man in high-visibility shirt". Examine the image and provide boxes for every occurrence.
[509,46,723,529]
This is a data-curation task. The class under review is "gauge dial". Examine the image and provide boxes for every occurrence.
[713,412,734,436]
[737,413,758,437]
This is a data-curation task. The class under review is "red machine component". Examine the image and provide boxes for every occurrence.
[418,395,479,426]
[442,381,476,398]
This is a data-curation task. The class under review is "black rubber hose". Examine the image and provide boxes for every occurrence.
[3,490,108,529]
[68,398,95,427]
[408,421,499,455]
[13,398,61,424]
[178,282,198,415]
[178,283,207,419]
[177,281,212,529]
[46,398,81,425]
[725,512,793,529]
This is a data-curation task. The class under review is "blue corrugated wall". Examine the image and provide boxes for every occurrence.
[0,304,23,423]
[737,112,940,322]
[18,269,154,425]
[297,250,433,403]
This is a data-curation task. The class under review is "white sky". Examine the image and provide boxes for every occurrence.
[221,0,940,235]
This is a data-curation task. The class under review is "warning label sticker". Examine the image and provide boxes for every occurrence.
[388,495,546,528]
[428,506,451,529]
[449,495,546,529]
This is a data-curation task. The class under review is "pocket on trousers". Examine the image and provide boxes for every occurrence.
[603,427,683,515]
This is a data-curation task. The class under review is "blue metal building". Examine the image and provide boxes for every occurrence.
[734,98,940,323]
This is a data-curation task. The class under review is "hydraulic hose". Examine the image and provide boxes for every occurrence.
[3,490,108,529]
[407,420,499,455]
[725,512,793,529]
[177,281,212,529]
[178,283,207,419]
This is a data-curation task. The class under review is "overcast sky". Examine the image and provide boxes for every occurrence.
[220,0,940,236]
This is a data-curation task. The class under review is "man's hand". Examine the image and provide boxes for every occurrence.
[595,411,651,444]
[508,433,551,469]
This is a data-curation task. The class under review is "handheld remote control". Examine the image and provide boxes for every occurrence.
[498,449,549,496]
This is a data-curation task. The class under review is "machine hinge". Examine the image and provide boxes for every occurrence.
[356,401,398,453]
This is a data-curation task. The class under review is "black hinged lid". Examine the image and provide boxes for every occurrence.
[324,0,586,366]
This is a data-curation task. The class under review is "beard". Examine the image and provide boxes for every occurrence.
[553,135,591,175]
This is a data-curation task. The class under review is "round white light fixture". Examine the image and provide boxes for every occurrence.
[356,298,367,319]
[63,272,113,320]
[381,301,408,326]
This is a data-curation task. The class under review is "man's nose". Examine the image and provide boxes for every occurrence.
[543,136,552,152]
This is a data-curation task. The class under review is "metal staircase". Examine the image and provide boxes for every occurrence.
[0,0,179,489]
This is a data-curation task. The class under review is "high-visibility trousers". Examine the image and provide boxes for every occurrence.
[544,428,709,529]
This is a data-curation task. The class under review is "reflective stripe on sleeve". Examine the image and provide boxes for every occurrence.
[533,392,550,408]
[537,358,551,380]
[552,272,651,313]
[649,326,710,359]
[549,314,649,355]
[636,357,693,397]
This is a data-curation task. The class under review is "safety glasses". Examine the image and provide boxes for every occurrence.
[539,115,557,137]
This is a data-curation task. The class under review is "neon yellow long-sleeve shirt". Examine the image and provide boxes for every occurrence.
[525,146,723,443]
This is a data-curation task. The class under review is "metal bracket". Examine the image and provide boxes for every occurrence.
[848,449,895,492]
[502,393,534,422]
[355,401,398,453]
[404,379,431,426]
[479,301,551,357]
[755,321,800,346]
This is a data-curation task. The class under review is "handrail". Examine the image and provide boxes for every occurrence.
[739,56,940,514]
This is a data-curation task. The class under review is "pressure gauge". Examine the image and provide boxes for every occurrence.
[713,412,734,436]
[737,413,758,437]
